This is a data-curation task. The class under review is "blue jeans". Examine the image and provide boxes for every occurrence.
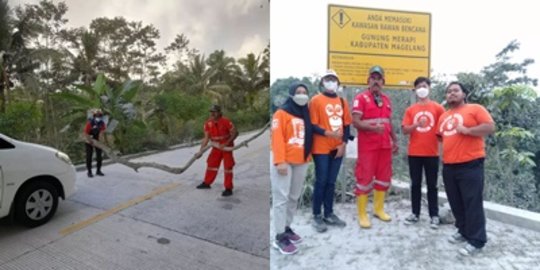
[312,154,343,217]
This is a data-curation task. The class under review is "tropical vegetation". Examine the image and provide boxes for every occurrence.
[0,0,269,163]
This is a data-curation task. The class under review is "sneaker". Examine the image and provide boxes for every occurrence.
[430,216,440,229]
[221,189,233,197]
[459,243,482,256]
[87,172,94,178]
[272,233,298,255]
[323,213,347,227]
[196,183,211,189]
[312,215,328,233]
[285,227,302,244]
[96,171,105,176]
[404,214,419,225]
[448,232,466,244]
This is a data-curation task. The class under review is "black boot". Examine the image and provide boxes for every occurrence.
[196,182,211,189]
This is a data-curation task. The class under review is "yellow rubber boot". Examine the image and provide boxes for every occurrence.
[373,190,392,221]
[357,195,371,228]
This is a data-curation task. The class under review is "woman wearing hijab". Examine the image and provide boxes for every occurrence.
[270,82,313,255]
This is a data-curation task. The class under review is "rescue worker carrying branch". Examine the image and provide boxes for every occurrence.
[195,104,239,197]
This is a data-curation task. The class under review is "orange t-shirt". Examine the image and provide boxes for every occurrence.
[437,104,494,164]
[271,109,310,165]
[402,100,445,157]
[309,94,352,154]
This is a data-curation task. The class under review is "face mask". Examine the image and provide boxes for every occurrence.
[416,87,429,99]
[323,81,338,92]
[292,94,309,106]
[95,117,102,122]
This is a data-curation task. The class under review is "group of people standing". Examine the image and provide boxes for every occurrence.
[270,66,495,257]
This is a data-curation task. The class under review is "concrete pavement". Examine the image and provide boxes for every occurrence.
[270,194,540,270]
[0,130,270,270]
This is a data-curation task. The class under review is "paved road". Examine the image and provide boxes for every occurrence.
[270,195,540,270]
[0,130,270,270]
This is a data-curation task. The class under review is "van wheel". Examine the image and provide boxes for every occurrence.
[14,182,59,227]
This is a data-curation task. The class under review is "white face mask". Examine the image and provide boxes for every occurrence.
[292,94,309,106]
[95,117,102,122]
[416,87,429,99]
[323,81,338,92]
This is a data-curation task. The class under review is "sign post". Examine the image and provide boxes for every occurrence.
[328,5,431,89]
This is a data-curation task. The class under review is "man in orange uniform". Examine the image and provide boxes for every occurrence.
[195,104,238,197]
[402,77,445,229]
[438,82,495,256]
[352,65,398,229]
[309,69,352,232]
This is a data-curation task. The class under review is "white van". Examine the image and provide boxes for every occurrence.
[0,133,76,227]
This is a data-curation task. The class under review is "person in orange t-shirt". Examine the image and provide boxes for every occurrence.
[352,65,398,229]
[401,77,445,229]
[438,82,495,256]
[270,82,313,255]
[195,104,238,197]
[309,70,352,232]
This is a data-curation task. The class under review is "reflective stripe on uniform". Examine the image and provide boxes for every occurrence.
[207,167,219,171]
[211,135,230,140]
[374,179,391,187]
[356,182,373,191]
[224,170,233,174]
[363,118,390,124]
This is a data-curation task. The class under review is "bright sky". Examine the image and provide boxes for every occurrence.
[271,0,539,93]
[8,0,269,59]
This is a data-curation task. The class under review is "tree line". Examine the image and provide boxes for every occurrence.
[0,0,269,163]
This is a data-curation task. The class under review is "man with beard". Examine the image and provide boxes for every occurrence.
[438,82,495,256]
[351,65,398,229]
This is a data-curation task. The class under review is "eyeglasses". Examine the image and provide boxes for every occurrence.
[369,75,383,81]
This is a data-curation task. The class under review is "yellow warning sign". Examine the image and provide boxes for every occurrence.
[328,5,431,89]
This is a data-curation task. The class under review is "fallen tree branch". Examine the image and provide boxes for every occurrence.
[84,121,270,174]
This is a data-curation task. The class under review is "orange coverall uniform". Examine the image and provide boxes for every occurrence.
[203,117,235,189]
[352,90,393,195]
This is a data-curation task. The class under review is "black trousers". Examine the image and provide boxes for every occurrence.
[85,143,102,173]
[408,156,439,217]
[443,158,487,248]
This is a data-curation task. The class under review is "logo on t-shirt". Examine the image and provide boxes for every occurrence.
[288,118,305,146]
[272,119,279,130]
[439,113,464,137]
[325,104,343,131]
[413,111,435,132]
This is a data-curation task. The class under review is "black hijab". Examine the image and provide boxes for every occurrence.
[280,82,313,161]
